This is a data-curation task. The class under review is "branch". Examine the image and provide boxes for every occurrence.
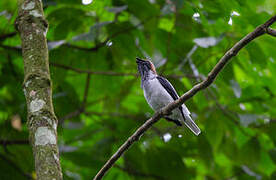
[64,15,158,52]
[82,74,91,108]
[0,140,29,145]
[60,73,91,124]
[64,129,103,145]
[64,41,107,52]
[0,32,17,41]
[0,16,157,53]
[85,111,138,119]
[0,44,21,52]
[59,74,90,126]
[93,15,276,180]
[59,98,108,124]
[0,153,32,179]
[50,62,198,79]
[271,118,276,123]
[50,62,138,76]
[59,108,83,125]
[266,27,276,37]
[185,46,251,136]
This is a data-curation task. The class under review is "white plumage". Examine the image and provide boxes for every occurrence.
[136,58,201,136]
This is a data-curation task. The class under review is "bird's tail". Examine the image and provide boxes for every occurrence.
[182,114,201,136]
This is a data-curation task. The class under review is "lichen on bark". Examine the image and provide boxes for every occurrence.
[15,0,62,179]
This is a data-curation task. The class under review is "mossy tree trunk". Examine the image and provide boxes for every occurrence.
[15,0,62,179]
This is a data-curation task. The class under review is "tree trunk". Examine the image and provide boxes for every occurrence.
[15,0,62,179]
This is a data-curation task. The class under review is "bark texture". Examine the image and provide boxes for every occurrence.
[15,0,62,179]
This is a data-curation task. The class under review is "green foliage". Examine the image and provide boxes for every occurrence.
[0,0,276,179]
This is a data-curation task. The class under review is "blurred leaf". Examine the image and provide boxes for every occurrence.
[107,5,128,13]
[258,150,276,176]
[1,0,276,179]
[48,40,66,50]
[230,79,241,98]
[193,36,222,48]
[72,21,113,42]
[239,138,261,166]
[205,112,225,151]
[198,135,213,167]
[238,114,258,127]
[246,42,267,68]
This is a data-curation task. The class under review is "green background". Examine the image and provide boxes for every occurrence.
[1,0,276,179]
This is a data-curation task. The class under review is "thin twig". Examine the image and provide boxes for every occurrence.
[82,74,91,108]
[159,10,177,74]
[0,44,21,51]
[0,32,17,41]
[50,62,138,76]
[85,111,140,119]
[64,41,107,52]
[59,109,83,125]
[1,16,159,53]
[0,153,32,179]
[64,15,159,52]
[50,62,199,79]
[59,74,90,125]
[58,97,108,123]
[93,15,276,180]
[178,44,198,70]
[64,128,103,145]
[0,140,29,145]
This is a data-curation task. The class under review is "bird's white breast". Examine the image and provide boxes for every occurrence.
[143,78,174,111]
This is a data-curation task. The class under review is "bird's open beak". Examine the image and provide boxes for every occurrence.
[136,57,147,64]
[136,57,145,78]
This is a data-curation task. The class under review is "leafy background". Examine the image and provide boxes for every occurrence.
[1,0,276,179]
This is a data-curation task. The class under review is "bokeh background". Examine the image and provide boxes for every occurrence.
[1,0,276,179]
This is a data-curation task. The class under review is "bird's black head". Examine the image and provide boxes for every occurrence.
[136,57,156,81]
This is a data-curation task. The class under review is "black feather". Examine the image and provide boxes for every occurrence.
[165,117,182,126]
[156,76,186,121]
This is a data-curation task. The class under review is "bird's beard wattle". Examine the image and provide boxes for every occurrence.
[138,66,144,78]
[137,64,150,82]
[142,71,148,81]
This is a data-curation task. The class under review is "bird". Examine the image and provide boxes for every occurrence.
[136,57,201,136]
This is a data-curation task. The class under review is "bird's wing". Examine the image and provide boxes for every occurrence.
[156,76,190,114]
[156,76,185,116]
[156,76,179,100]
[157,76,200,135]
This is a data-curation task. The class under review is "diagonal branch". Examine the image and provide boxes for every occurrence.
[266,27,276,37]
[93,15,276,180]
